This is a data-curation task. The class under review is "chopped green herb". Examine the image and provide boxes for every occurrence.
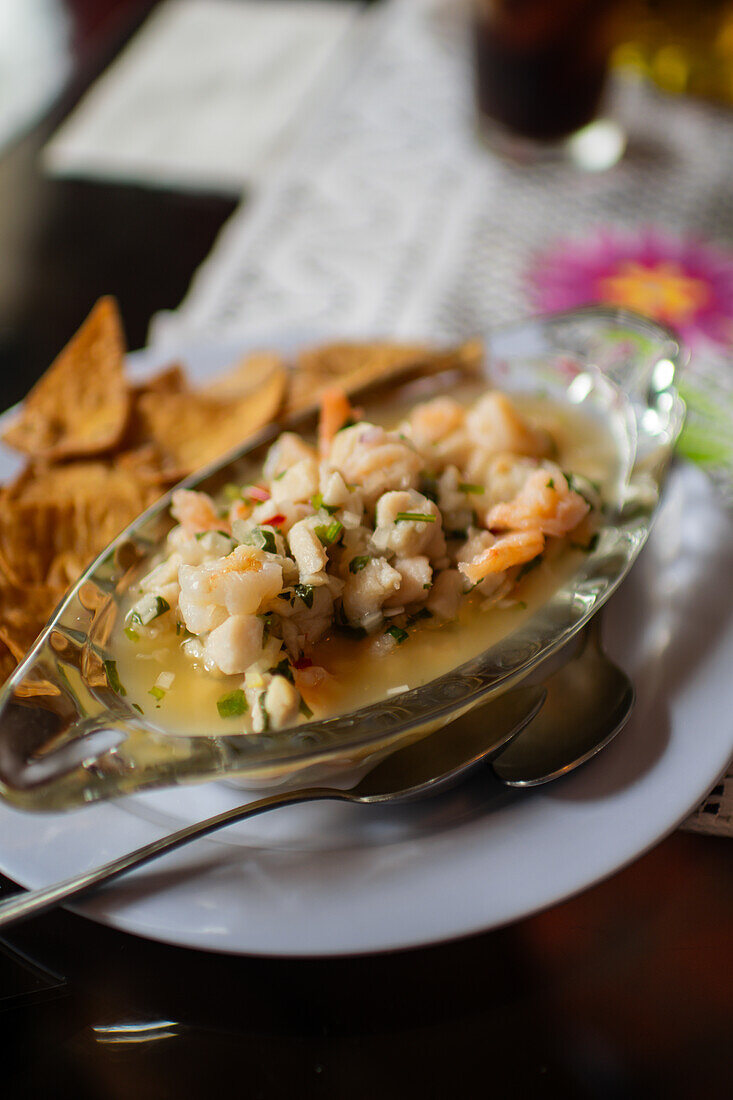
[394,512,436,524]
[336,417,356,433]
[571,532,600,553]
[349,555,371,574]
[385,625,409,644]
[259,613,273,645]
[132,703,144,715]
[423,582,432,590]
[310,492,338,515]
[459,482,483,495]
[130,594,170,626]
[294,583,315,609]
[222,483,243,502]
[104,659,126,696]
[148,685,165,702]
[217,689,248,718]
[258,695,271,732]
[546,478,555,489]
[314,519,343,546]
[564,471,596,507]
[407,607,432,626]
[274,469,287,480]
[195,529,231,541]
[517,556,542,581]
[124,626,140,643]
[242,527,278,554]
[269,658,295,684]
[299,699,313,719]
[516,600,528,610]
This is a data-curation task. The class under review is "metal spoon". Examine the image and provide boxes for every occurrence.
[0,682,546,929]
[491,616,634,787]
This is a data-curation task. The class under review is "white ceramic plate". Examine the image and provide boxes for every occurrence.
[0,342,731,956]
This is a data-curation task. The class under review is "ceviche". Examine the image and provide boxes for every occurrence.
[117,385,603,733]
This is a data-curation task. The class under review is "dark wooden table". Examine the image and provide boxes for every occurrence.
[0,4,731,1097]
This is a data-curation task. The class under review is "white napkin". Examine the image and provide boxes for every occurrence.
[42,0,359,193]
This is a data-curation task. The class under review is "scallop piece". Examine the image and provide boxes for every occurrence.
[384,556,432,607]
[372,489,442,557]
[204,614,264,675]
[342,556,401,631]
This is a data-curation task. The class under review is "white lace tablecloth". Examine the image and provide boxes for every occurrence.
[151,0,733,837]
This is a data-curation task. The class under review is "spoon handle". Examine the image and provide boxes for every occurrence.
[0,787,338,930]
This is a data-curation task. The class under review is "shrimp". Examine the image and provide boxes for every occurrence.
[401,397,472,469]
[171,489,228,536]
[178,546,283,634]
[403,396,466,451]
[318,387,357,457]
[474,453,539,507]
[466,393,550,460]
[329,423,423,506]
[487,469,589,538]
[458,530,545,585]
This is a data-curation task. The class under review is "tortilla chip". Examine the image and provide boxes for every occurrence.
[123,365,195,478]
[132,363,188,398]
[116,444,186,486]
[0,583,68,694]
[203,351,284,400]
[137,364,287,474]
[286,339,483,412]
[0,583,63,659]
[0,500,75,586]
[45,550,89,590]
[3,297,131,460]
[0,635,17,682]
[1,462,157,588]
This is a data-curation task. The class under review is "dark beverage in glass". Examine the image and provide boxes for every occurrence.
[473,0,615,145]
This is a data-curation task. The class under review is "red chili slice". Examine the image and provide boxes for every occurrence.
[261,513,286,527]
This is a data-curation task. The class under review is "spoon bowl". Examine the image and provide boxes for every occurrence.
[491,616,634,786]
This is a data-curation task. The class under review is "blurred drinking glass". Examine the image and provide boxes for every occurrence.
[471,0,625,170]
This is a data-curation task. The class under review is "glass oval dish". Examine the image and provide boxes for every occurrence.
[0,308,685,812]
